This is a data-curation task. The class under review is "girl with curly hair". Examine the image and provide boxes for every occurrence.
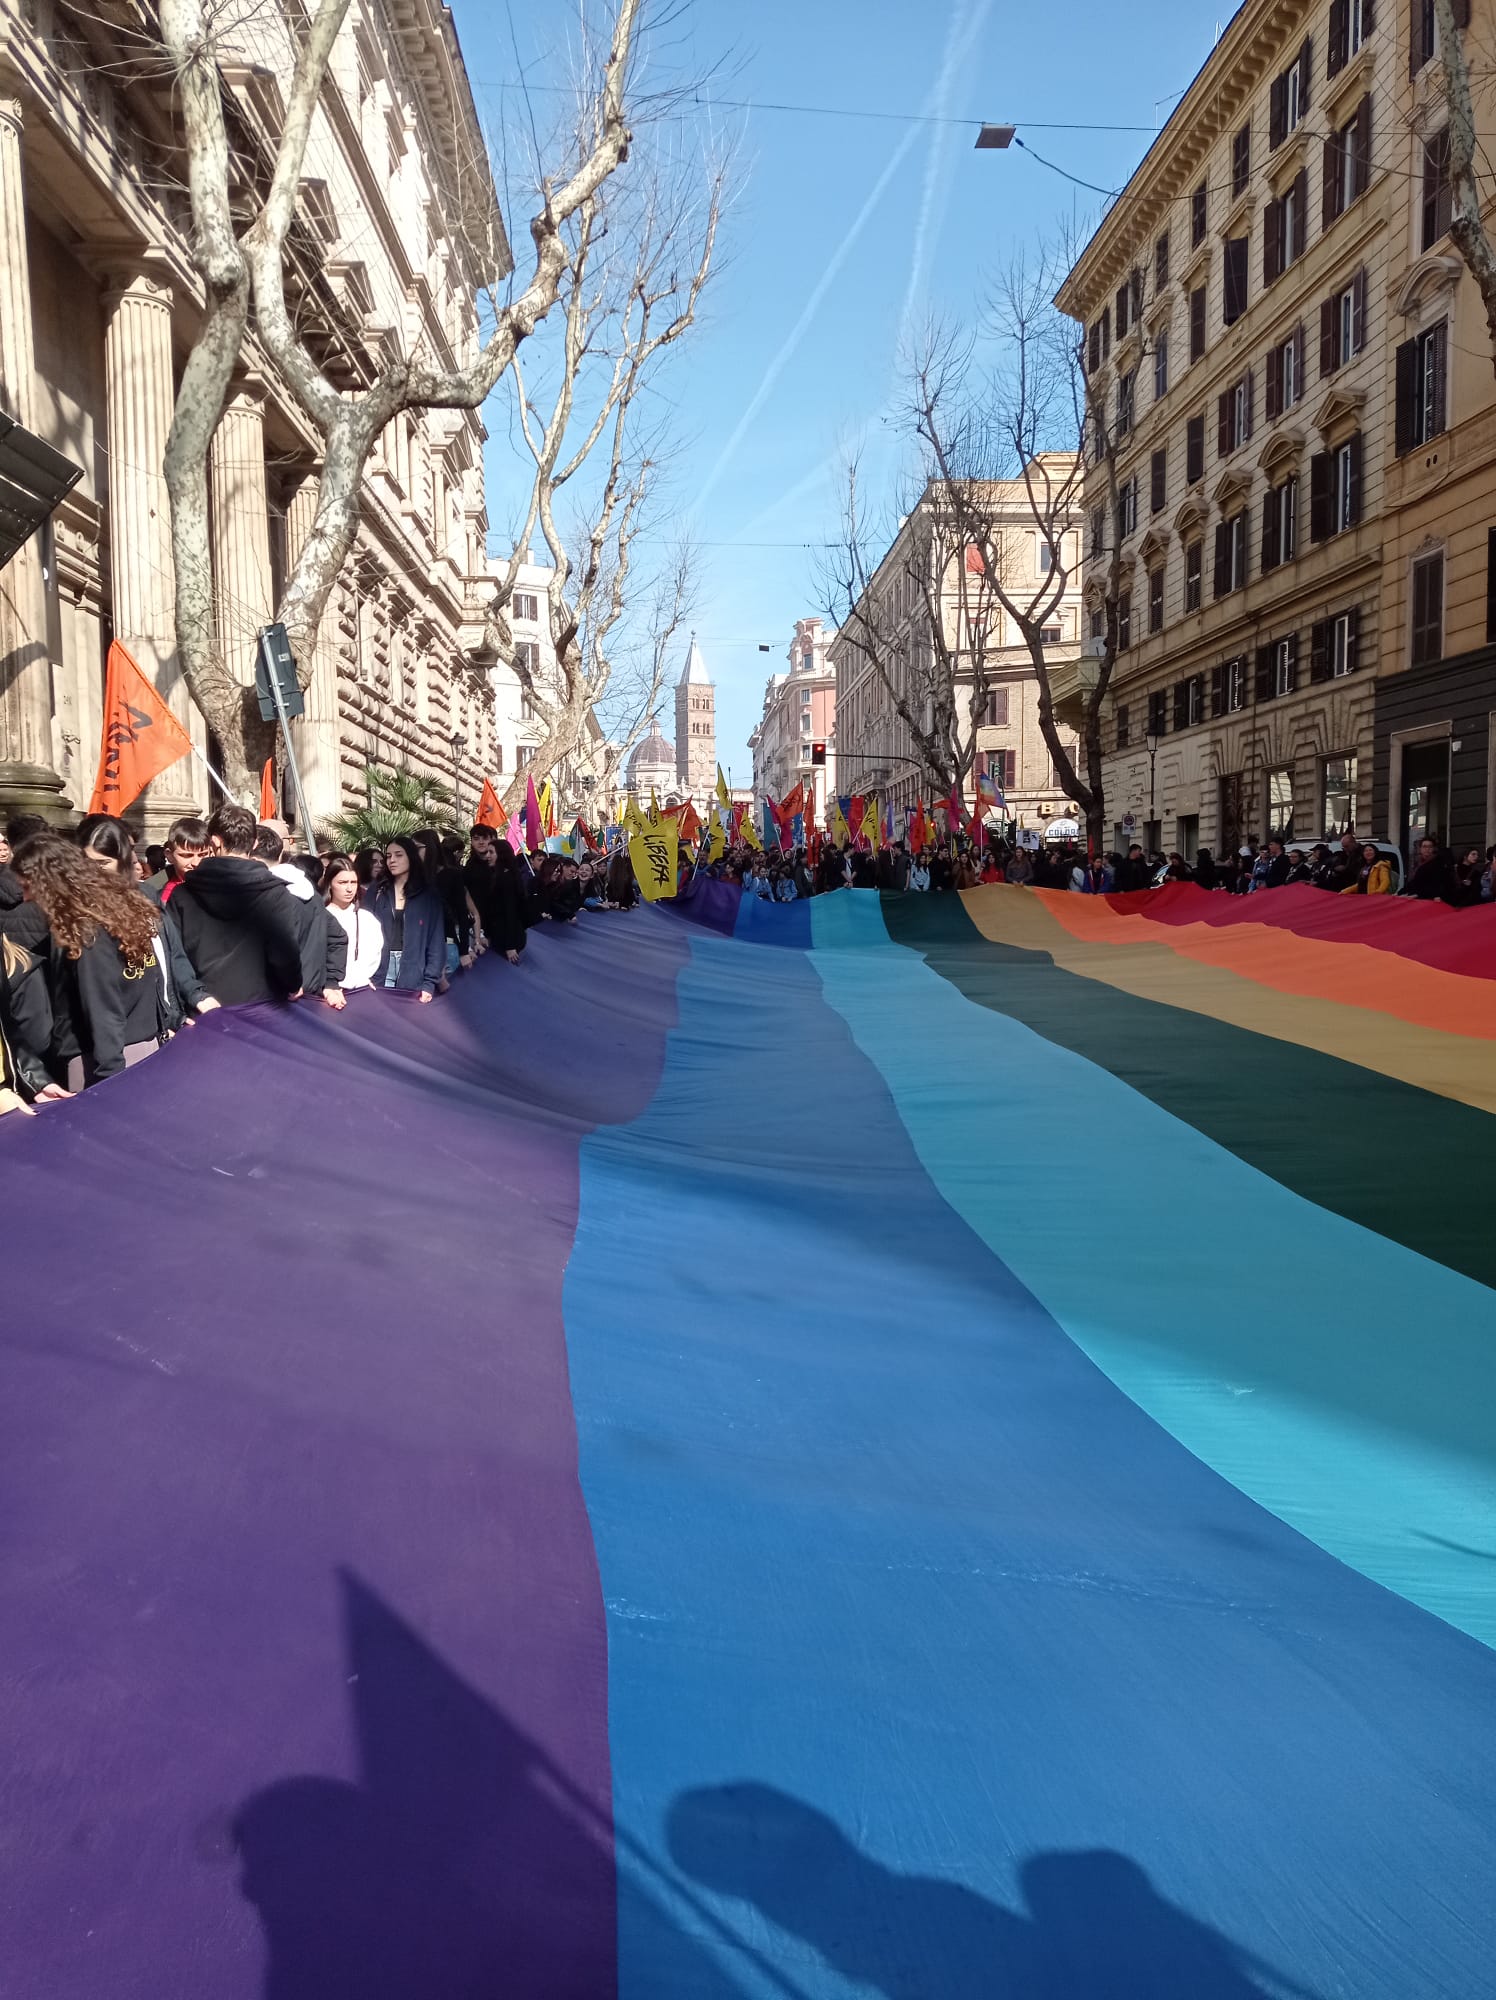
[13,833,198,1088]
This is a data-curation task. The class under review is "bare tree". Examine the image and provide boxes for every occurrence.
[822,455,1007,801]
[906,257,1126,853]
[480,148,721,810]
[824,254,1125,846]
[1434,0,1496,371]
[586,536,699,801]
[156,0,651,799]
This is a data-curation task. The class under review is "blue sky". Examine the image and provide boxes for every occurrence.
[456,0,1236,780]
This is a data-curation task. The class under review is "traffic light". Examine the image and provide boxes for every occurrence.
[810,741,827,766]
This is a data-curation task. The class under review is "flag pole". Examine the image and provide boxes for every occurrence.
[187,741,233,801]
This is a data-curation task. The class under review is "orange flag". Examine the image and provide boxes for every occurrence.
[476,777,505,829]
[259,757,276,820]
[87,640,194,816]
[678,800,702,842]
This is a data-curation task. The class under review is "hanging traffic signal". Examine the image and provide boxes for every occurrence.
[811,741,827,765]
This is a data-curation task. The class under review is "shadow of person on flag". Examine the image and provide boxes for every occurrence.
[666,1782,1314,2000]
[231,1572,752,1999]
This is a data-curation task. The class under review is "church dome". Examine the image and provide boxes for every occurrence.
[625,717,677,794]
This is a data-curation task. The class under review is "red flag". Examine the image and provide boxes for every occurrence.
[87,640,195,816]
[910,799,929,850]
[678,800,702,842]
[258,757,276,821]
[943,782,967,832]
[476,778,504,829]
[524,773,542,850]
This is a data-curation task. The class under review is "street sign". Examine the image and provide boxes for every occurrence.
[255,622,304,722]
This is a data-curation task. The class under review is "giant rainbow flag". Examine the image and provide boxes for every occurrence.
[3,882,1495,1997]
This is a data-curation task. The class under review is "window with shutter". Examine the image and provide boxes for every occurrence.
[1310,619,1331,682]
[1118,592,1132,650]
[1149,566,1164,633]
[1309,450,1333,540]
[1214,523,1231,599]
[1227,655,1247,710]
[1264,197,1283,286]
[1116,280,1131,338]
[1399,323,1448,451]
[1422,129,1452,250]
[1185,539,1202,611]
[1154,330,1169,399]
[1217,392,1231,459]
[1488,527,1496,642]
[1270,73,1287,150]
[1233,125,1252,198]
[1274,636,1296,699]
[1131,268,1145,324]
[1191,182,1208,245]
[1394,336,1419,455]
[1352,96,1372,201]
[1352,268,1367,353]
[1210,664,1226,716]
[1323,132,1344,229]
[1410,550,1444,665]
[1186,413,1204,483]
[1189,284,1207,362]
[1328,0,1348,74]
[1266,344,1282,422]
[1147,689,1168,736]
[1151,449,1167,514]
[1089,321,1102,373]
[1224,236,1248,323]
[1116,704,1130,750]
[1173,680,1189,730]
[1255,645,1275,701]
[1156,230,1170,291]
[1320,295,1339,377]
[1288,169,1308,263]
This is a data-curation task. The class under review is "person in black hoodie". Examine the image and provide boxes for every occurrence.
[172,804,304,1006]
[251,824,347,1008]
[12,833,191,1088]
[463,825,527,962]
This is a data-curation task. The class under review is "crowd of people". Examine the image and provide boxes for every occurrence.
[712,828,1496,906]
[5,802,1491,1117]
[0,805,640,1117]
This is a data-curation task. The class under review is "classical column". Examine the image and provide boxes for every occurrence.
[0,85,67,818]
[284,471,343,822]
[102,259,200,820]
[208,382,273,691]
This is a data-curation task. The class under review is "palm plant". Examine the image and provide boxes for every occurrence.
[327,764,459,851]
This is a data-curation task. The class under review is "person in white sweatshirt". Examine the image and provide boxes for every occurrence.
[320,854,385,992]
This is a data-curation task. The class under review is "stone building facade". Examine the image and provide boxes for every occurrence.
[748,616,837,829]
[0,0,511,834]
[830,474,1084,837]
[1058,0,1496,862]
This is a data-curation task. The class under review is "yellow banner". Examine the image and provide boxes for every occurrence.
[630,824,680,901]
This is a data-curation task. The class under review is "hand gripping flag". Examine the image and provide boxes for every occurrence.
[476,778,505,830]
[87,640,195,816]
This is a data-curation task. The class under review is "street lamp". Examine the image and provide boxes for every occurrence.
[1144,728,1161,842]
[449,726,467,823]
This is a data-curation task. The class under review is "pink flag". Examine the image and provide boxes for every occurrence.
[524,773,542,850]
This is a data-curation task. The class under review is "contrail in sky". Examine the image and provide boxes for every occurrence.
[726,2,993,546]
[896,0,993,351]
[692,119,923,516]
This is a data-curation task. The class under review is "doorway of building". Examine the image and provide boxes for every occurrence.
[1399,739,1451,856]
[1176,813,1199,863]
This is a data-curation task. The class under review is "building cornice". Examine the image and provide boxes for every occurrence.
[1057,0,1335,319]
